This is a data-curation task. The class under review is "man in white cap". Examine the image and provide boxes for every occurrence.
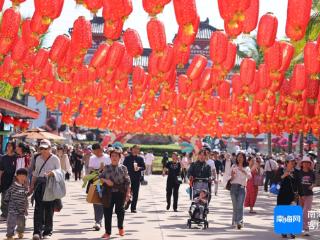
[30,139,61,240]
[298,156,315,236]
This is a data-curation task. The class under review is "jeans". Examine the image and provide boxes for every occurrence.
[1,190,8,217]
[230,184,246,225]
[166,182,180,210]
[7,213,25,237]
[131,180,140,211]
[93,204,104,224]
[264,171,273,192]
[301,195,313,230]
[103,192,125,234]
[33,200,54,236]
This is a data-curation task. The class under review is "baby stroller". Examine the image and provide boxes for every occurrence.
[187,178,210,229]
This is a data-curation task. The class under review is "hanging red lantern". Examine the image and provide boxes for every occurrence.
[173,40,190,67]
[178,74,190,95]
[221,41,236,72]
[218,0,250,22]
[305,78,320,100]
[147,18,167,53]
[264,41,282,71]
[0,7,21,39]
[13,118,22,128]
[218,81,231,100]
[224,20,243,38]
[49,35,70,63]
[11,38,28,62]
[173,0,197,26]
[148,52,160,76]
[123,28,143,58]
[21,19,40,49]
[209,31,228,65]
[258,64,271,89]
[34,0,64,23]
[187,54,207,80]
[292,64,307,94]
[30,11,51,35]
[105,41,125,71]
[240,58,256,86]
[70,16,92,55]
[279,41,294,72]
[83,0,103,13]
[2,115,14,124]
[176,15,199,46]
[257,13,278,48]
[34,49,49,70]
[118,51,133,75]
[249,71,259,94]
[142,0,170,16]
[304,41,320,77]
[158,44,174,73]
[103,18,124,40]
[89,43,110,69]
[102,0,133,21]
[243,0,259,33]
[199,68,211,91]
[286,0,312,41]
[231,74,243,96]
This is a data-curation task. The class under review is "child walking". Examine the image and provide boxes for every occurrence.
[5,168,29,240]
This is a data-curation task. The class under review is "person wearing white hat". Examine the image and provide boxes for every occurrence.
[298,156,315,236]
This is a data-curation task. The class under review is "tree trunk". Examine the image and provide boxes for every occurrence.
[299,132,304,156]
[288,133,293,153]
[267,132,272,157]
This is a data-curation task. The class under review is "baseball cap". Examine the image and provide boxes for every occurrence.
[39,139,51,149]
[301,156,312,164]
[285,154,295,162]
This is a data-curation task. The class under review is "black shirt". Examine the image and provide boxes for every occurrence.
[0,154,17,192]
[299,170,315,196]
[165,161,181,184]
[123,154,146,182]
[188,160,212,179]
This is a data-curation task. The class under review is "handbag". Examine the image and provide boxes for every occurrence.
[253,171,264,186]
[226,179,231,191]
[269,183,280,195]
[177,176,182,184]
[53,199,63,212]
[86,184,101,204]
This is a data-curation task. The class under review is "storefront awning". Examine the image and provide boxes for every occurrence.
[0,97,39,119]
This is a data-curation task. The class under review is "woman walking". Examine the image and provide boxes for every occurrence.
[277,157,300,239]
[100,149,131,240]
[57,146,72,180]
[244,156,260,213]
[163,152,181,212]
[229,152,251,229]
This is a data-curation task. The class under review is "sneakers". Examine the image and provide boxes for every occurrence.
[166,204,170,210]
[93,222,101,231]
[101,233,110,239]
[17,232,24,239]
[124,199,131,210]
[119,228,125,236]
[43,235,52,239]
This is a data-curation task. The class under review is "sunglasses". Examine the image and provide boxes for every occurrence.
[39,147,48,150]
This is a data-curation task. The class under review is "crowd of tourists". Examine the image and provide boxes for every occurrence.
[0,139,318,239]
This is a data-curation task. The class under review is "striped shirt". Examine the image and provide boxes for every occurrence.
[5,182,28,215]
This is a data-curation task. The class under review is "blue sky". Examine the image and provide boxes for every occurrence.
[3,0,288,48]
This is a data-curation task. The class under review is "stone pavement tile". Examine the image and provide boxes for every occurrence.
[1,176,320,240]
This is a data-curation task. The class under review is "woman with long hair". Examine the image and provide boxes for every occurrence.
[244,156,260,213]
[229,152,252,229]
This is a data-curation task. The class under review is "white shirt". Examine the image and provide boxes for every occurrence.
[207,159,216,172]
[181,157,189,169]
[230,165,252,187]
[144,153,155,165]
[88,154,111,170]
[264,159,278,172]
[16,156,26,171]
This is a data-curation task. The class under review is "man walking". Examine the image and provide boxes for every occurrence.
[144,151,155,176]
[88,143,111,231]
[123,145,145,213]
[30,139,61,240]
[264,156,278,192]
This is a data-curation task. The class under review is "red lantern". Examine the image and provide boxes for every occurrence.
[11,38,28,62]
[90,43,110,69]
[2,115,14,124]
[0,8,21,39]
[13,118,22,128]
[123,28,143,58]
[158,45,174,73]
[142,0,170,16]
[279,41,294,72]
[34,49,49,70]
[264,41,282,71]
[199,68,212,91]
[173,0,197,26]
[102,0,133,21]
[34,0,64,22]
[305,78,320,100]
[240,58,256,86]
[243,0,259,33]
[178,74,190,95]
[218,0,250,21]
[304,41,320,76]
[118,51,133,75]
[257,13,278,48]
[106,42,125,70]
[70,16,92,55]
[186,54,207,80]
[103,18,124,40]
[176,15,199,46]
[231,74,243,96]
[286,0,312,41]
[222,41,236,72]
[21,19,40,49]
[224,20,243,38]
[258,64,271,89]
[218,81,231,100]
[147,18,166,53]
[249,71,259,94]
[292,64,307,93]
[83,0,103,13]
[209,31,228,65]
[49,35,70,63]
[30,11,51,35]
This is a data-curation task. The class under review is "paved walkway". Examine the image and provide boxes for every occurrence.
[1,175,320,240]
